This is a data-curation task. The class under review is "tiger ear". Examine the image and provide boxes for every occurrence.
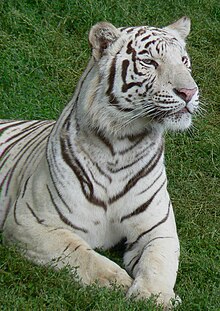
[165,16,191,40]
[89,22,120,60]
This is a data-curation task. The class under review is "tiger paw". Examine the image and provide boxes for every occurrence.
[97,263,133,290]
[126,278,180,309]
[156,293,181,310]
[80,252,133,290]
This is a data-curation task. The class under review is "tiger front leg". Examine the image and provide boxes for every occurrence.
[123,212,180,308]
[3,214,132,290]
[52,228,133,289]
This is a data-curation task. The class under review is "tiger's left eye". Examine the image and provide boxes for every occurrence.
[141,59,158,69]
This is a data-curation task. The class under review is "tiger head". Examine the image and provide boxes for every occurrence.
[86,17,199,136]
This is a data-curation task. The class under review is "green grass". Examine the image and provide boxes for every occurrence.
[0,0,219,310]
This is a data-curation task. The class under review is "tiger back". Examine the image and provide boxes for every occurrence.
[0,120,55,228]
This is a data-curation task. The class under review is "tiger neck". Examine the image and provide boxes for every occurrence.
[50,57,164,155]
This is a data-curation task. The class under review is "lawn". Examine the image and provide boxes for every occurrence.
[0,0,219,310]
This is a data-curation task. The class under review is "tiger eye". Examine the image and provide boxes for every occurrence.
[142,59,159,68]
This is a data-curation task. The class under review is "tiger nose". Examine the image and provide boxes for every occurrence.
[173,87,197,103]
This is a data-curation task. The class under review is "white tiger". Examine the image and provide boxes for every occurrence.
[0,16,199,308]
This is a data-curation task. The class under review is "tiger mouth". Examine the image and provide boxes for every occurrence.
[171,106,193,116]
[178,106,192,114]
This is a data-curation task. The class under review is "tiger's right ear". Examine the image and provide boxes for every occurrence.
[89,22,120,60]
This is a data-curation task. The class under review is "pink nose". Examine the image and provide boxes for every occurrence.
[173,87,197,103]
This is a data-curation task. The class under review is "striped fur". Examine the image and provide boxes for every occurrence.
[0,17,199,308]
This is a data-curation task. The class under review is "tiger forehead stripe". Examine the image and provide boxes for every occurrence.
[126,40,145,76]
[138,29,180,52]
[135,28,147,38]
[126,27,137,33]
[141,34,151,42]
[144,39,157,50]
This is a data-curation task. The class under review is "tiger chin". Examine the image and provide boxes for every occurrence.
[0,16,199,309]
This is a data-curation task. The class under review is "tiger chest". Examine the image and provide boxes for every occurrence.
[69,145,166,248]
[73,136,165,216]
[45,132,166,247]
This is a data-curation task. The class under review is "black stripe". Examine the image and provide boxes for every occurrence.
[1,197,11,229]
[118,134,145,156]
[145,39,157,50]
[129,236,172,272]
[20,120,54,132]
[63,243,71,252]
[63,241,89,253]
[121,59,143,93]
[108,149,147,173]
[126,201,171,251]
[0,168,11,191]
[109,142,164,204]
[0,120,30,133]
[4,125,53,196]
[121,59,129,85]
[138,49,149,55]
[137,169,164,195]
[135,28,147,39]
[130,255,141,273]
[13,199,21,226]
[108,141,155,173]
[21,176,31,198]
[141,34,151,42]
[26,202,45,224]
[18,143,46,196]
[126,41,145,77]
[135,141,155,160]
[5,121,49,143]
[74,245,82,251]
[106,55,133,112]
[94,162,112,183]
[88,168,107,192]
[0,154,10,171]
[0,122,53,170]
[46,184,88,233]
[47,142,72,212]
[13,124,53,161]
[126,253,139,268]
[60,132,107,210]
[106,56,118,105]
[126,27,135,33]
[0,129,38,169]
[120,179,166,222]
[94,130,115,156]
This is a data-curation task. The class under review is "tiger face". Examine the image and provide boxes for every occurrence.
[89,17,199,134]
